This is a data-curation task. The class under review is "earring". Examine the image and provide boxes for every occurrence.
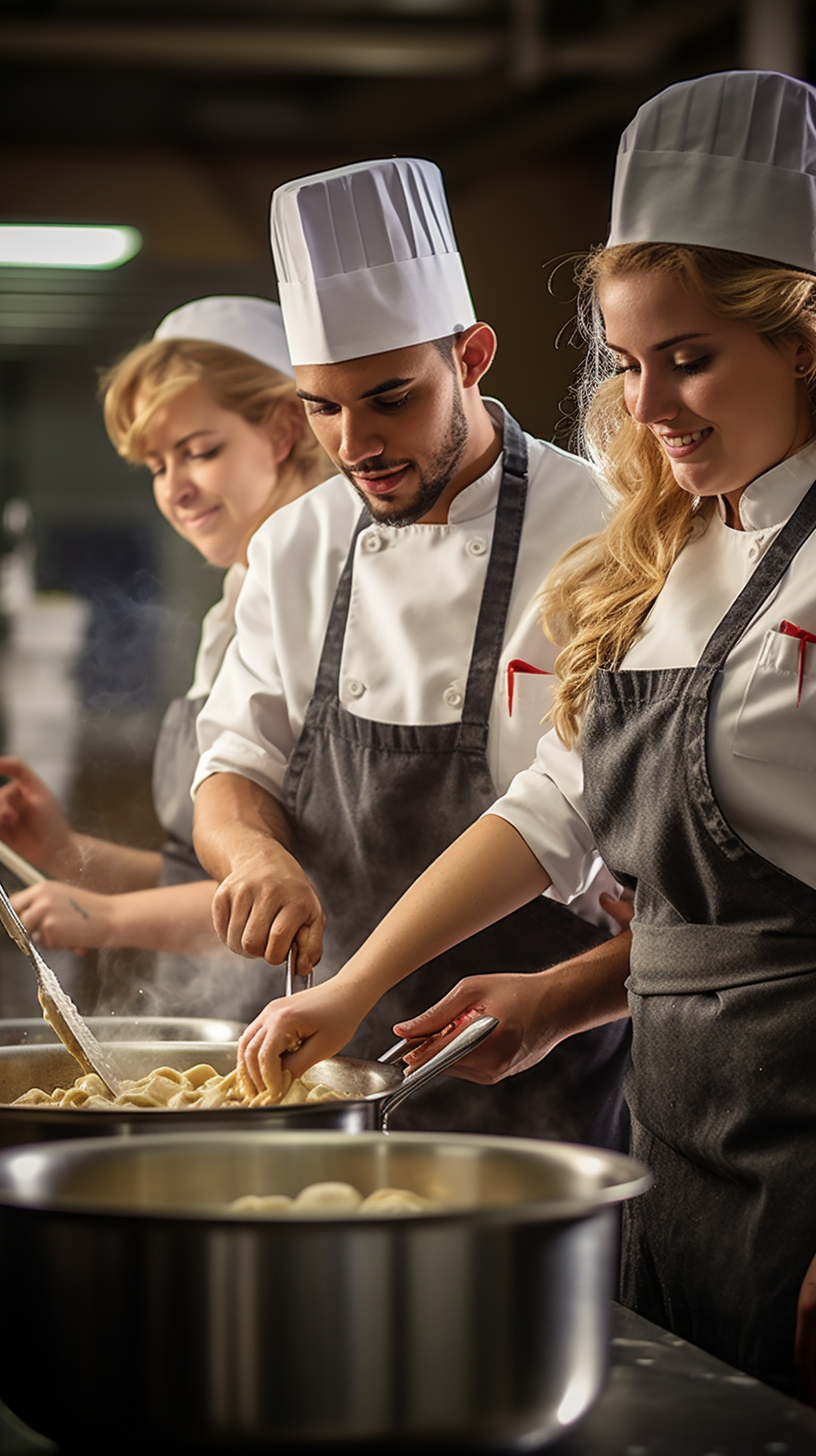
[797,363,809,374]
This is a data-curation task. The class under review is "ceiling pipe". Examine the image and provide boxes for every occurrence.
[0,0,738,80]
[740,0,806,76]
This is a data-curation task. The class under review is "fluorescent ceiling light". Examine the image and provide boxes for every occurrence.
[0,224,142,269]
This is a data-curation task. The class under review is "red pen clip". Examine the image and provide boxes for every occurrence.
[780,620,816,707]
[506,658,550,717]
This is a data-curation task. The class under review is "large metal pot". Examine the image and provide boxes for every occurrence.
[0,1129,651,1450]
[0,1017,496,1146]
[0,1015,245,1046]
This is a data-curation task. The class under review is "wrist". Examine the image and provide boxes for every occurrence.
[51,831,86,884]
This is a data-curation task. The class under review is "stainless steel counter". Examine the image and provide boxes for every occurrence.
[0,1303,814,1454]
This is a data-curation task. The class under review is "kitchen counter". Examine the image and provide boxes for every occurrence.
[0,1303,814,1455]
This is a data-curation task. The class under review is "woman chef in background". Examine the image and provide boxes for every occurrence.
[233,72,816,1399]
[0,296,329,1018]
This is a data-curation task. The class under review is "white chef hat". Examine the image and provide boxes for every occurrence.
[153,295,294,377]
[608,70,816,272]
[270,157,477,365]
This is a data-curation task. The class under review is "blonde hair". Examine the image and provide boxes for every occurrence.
[99,336,330,499]
[541,242,816,745]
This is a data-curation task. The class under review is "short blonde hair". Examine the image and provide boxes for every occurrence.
[541,242,816,745]
[99,337,329,494]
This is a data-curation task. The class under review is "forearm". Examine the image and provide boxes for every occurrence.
[396,931,632,1084]
[192,772,324,968]
[58,834,161,893]
[101,880,228,953]
[192,772,292,878]
[334,815,552,1013]
[535,930,632,1038]
[11,878,224,955]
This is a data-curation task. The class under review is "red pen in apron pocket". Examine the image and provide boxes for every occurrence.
[506,658,550,717]
[779,620,816,706]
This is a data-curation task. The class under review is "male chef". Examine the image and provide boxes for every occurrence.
[191,156,630,1143]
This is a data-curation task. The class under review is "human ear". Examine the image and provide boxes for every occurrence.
[455,322,498,390]
[267,398,304,463]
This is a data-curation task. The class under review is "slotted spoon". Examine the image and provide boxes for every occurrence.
[0,877,122,1096]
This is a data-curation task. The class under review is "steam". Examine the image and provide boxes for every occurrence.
[89,942,286,1027]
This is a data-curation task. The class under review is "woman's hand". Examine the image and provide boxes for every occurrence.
[237,977,372,1099]
[0,756,77,879]
[10,881,116,955]
[795,1246,816,1406]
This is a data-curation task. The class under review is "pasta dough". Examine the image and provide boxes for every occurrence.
[8,1063,350,1111]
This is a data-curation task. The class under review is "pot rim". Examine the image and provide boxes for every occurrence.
[0,1128,653,1224]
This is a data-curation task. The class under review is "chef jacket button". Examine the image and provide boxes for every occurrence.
[467,536,487,557]
[748,539,762,561]
[443,686,463,708]
[347,678,366,699]
[363,531,385,552]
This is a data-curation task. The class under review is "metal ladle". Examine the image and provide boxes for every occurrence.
[0,877,122,1096]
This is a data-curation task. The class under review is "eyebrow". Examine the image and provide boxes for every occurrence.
[297,375,415,405]
[605,332,712,354]
[145,428,217,456]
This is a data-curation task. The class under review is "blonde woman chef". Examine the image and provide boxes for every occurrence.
[0,296,329,1017]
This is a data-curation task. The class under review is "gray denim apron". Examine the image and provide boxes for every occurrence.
[151,695,284,1020]
[582,481,816,1392]
[284,411,630,1142]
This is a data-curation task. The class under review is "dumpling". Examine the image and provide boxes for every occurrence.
[292,1181,364,1211]
[228,1193,294,1215]
[358,1188,432,1215]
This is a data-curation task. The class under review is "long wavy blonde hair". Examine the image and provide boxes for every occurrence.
[541,242,816,746]
[100,337,330,500]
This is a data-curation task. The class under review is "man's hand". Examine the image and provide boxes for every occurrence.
[393,932,633,1082]
[600,888,635,930]
[212,841,325,969]
[193,772,326,971]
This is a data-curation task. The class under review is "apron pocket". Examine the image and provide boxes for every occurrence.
[733,628,816,771]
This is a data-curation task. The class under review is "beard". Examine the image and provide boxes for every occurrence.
[343,386,469,527]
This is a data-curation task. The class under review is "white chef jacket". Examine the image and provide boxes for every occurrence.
[193,399,618,925]
[186,563,246,702]
[489,439,816,896]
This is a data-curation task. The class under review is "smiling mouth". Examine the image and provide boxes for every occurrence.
[661,427,712,449]
[353,465,411,495]
[183,506,219,528]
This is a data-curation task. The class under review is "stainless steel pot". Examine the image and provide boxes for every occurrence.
[0,1129,651,1450]
[0,1015,245,1046]
[0,1017,496,1146]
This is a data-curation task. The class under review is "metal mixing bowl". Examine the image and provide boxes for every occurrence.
[0,1129,651,1450]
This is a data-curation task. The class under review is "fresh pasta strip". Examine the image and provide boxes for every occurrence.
[8,1063,352,1111]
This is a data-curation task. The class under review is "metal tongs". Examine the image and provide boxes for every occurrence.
[0,877,122,1096]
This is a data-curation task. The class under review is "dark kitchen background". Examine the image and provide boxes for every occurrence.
[0,0,812,1012]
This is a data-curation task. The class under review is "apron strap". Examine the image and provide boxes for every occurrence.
[461,409,529,727]
[308,506,372,702]
[696,476,816,679]
[306,407,530,720]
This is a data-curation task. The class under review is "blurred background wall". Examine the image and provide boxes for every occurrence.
[0,0,812,1011]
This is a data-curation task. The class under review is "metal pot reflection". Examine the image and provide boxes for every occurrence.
[0,1129,651,1450]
